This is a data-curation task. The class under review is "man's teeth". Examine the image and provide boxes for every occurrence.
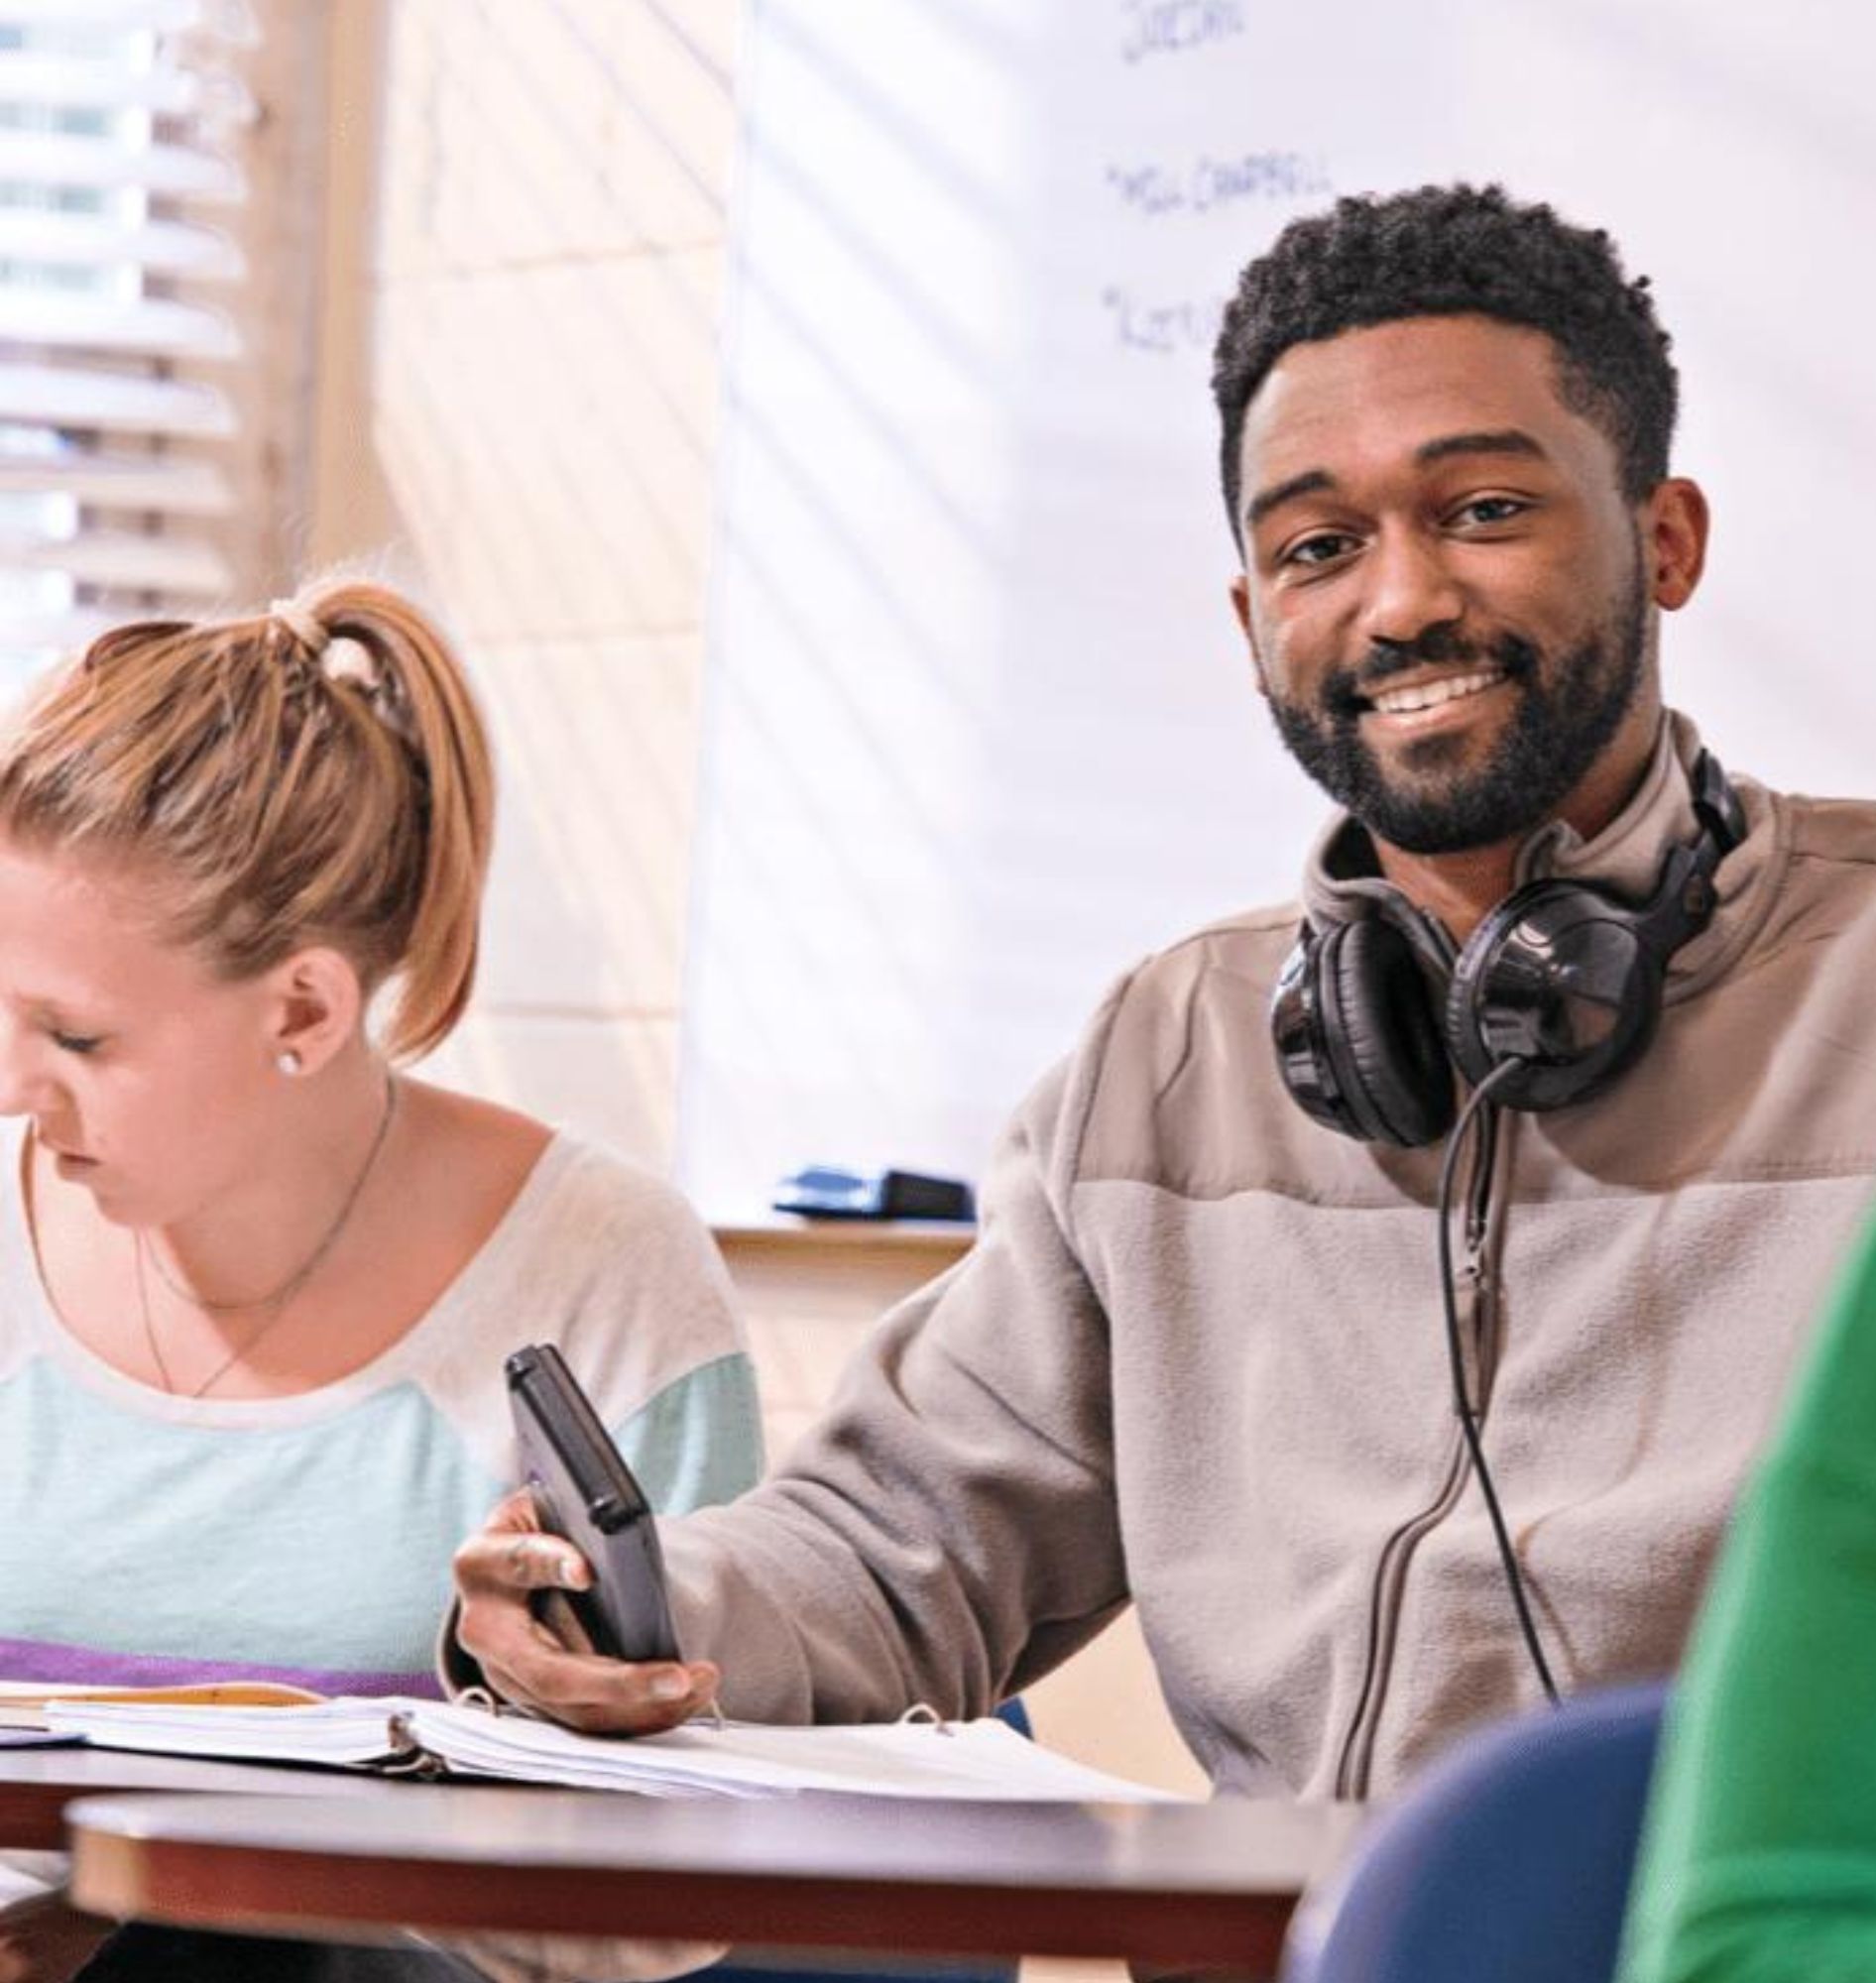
[1368,668,1506,716]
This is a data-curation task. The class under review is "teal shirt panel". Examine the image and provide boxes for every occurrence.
[0,1356,498,1686]
[615,1349,764,1513]
[0,1349,762,1692]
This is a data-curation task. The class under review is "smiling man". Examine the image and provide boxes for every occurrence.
[1220,196,1704,953]
[454,185,1876,1804]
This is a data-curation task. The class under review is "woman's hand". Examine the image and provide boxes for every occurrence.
[452,1491,719,1733]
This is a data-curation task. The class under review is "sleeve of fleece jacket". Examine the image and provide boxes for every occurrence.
[1616,1209,1876,1983]
[660,991,1133,1724]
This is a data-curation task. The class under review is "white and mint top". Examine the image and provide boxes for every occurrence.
[0,1125,762,1696]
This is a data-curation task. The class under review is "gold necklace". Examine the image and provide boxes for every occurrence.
[136,1076,399,1399]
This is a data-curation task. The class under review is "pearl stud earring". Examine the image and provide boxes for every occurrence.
[277,1050,303,1077]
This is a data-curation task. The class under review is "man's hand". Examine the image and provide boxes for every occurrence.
[0,1893,114,1983]
[452,1491,720,1733]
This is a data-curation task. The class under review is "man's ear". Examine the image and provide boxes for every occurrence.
[1230,573,1272,698]
[1645,477,1709,612]
[265,948,364,1077]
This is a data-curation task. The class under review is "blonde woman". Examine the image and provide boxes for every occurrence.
[0,583,761,1982]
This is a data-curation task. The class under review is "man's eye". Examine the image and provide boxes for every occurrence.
[1455,496,1527,526]
[1284,531,1358,568]
[52,1031,103,1056]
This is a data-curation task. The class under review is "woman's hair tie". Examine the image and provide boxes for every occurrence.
[270,597,329,656]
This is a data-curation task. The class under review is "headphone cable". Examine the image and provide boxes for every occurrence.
[1437,1057,1561,1706]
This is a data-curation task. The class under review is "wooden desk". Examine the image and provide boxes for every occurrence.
[68,1790,1359,1968]
[0,1745,401,1851]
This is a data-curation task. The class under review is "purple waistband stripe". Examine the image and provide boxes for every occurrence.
[0,1636,442,1699]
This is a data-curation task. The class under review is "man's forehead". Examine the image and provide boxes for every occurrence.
[1245,431,1552,532]
[1242,315,1579,467]
[1237,313,1618,516]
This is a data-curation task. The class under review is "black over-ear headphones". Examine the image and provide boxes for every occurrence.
[1270,752,1747,1147]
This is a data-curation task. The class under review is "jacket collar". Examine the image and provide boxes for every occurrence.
[1299,710,1788,995]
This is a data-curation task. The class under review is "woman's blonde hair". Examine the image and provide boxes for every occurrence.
[0,579,495,1062]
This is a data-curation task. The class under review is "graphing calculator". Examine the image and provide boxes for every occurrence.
[505,1341,682,1665]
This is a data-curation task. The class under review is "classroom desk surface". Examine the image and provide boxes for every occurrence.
[68,1788,1361,1966]
[0,1744,404,1851]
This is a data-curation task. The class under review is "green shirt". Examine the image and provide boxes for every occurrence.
[1621,1208,1876,1982]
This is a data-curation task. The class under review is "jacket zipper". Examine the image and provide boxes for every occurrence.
[1333,1105,1508,1799]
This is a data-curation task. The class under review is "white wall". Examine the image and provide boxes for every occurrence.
[314,0,743,1170]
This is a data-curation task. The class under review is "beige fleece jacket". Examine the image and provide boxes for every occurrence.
[664,713,1876,1800]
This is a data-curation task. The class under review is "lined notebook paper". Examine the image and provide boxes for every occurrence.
[41,1696,1185,1803]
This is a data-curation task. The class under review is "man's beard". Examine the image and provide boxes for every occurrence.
[1265,562,1649,856]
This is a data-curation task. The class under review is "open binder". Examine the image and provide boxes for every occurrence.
[33,1692,1184,1803]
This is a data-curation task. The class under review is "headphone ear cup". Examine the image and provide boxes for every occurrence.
[1446,884,1661,1111]
[1443,754,1741,1114]
[1318,918,1456,1147]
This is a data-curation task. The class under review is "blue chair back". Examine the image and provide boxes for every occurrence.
[1280,1681,1668,1983]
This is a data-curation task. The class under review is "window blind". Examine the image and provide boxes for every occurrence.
[0,0,257,685]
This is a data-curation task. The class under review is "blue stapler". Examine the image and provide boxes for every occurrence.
[772,1166,975,1222]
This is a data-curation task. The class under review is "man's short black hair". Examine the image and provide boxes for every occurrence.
[1211,183,1678,546]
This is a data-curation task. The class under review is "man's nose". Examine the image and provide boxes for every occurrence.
[1357,525,1466,651]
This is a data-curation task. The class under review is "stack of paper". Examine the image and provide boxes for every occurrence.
[408,1702,1181,1801]
[41,1695,1184,1803]
[44,1696,406,1768]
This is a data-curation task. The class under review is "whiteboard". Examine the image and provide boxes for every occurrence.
[677,0,1876,1217]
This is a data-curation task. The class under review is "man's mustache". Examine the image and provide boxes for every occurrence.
[1323,629,1540,718]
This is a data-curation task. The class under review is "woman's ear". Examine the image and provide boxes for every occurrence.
[265,948,364,1078]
